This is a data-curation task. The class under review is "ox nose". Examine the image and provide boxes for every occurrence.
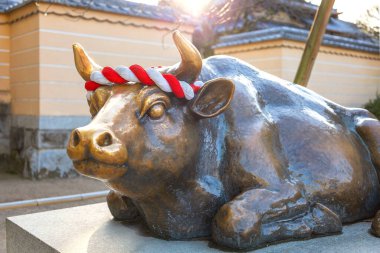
[67,127,128,165]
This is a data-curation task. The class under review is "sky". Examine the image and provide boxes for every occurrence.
[129,0,379,24]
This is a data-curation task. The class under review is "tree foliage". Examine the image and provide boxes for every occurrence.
[203,0,314,33]
[365,94,380,119]
[356,5,379,39]
[161,0,319,56]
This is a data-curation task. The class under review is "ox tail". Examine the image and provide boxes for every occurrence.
[352,108,380,179]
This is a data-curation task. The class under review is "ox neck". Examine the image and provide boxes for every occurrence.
[133,177,225,239]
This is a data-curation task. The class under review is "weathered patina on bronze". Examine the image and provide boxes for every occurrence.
[67,31,380,250]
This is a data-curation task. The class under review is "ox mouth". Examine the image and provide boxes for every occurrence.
[73,159,128,181]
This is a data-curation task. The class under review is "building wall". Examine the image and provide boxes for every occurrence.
[4,2,193,178]
[215,39,380,108]
[9,3,40,116]
[0,13,10,154]
[37,3,192,117]
[6,4,41,177]
[0,14,10,104]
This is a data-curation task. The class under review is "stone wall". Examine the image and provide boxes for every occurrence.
[0,103,10,154]
[9,115,90,178]
[0,103,11,174]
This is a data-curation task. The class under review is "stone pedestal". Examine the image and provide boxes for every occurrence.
[6,203,380,253]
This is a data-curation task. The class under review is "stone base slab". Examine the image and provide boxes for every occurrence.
[6,203,380,253]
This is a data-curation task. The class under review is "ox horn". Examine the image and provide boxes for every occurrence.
[169,31,202,84]
[72,43,102,81]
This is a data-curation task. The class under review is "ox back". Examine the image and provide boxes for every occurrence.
[200,55,380,223]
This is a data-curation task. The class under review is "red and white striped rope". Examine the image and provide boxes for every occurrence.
[85,64,204,100]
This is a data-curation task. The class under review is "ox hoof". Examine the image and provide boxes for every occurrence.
[211,203,261,250]
[371,211,380,237]
[307,203,342,235]
[107,191,140,221]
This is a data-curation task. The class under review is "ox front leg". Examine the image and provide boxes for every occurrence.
[372,211,380,237]
[107,191,140,221]
[212,183,342,250]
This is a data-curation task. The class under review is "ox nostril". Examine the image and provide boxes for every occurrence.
[97,132,113,147]
[72,130,81,147]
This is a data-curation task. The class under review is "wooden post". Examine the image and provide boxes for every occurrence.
[294,0,335,86]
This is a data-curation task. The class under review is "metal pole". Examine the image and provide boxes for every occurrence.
[0,190,108,211]
[294,0,335,86]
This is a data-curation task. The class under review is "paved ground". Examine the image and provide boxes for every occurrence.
[0,172,108,253]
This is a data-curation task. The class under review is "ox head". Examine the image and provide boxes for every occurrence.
[66,31,234,197]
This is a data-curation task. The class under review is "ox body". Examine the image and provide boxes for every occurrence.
[67,32,380,250]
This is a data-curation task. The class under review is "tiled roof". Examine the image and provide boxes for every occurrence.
[213,26,380,54]
[0,0,191,23]
[211,0,374,47]
[0,0,23,12]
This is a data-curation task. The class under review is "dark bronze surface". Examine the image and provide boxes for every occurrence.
[67,31,380,250]
[372,211,380,237]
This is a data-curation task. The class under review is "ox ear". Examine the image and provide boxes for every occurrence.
[190,78,235,118]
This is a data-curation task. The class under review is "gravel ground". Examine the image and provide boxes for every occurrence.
[0,173,108,252]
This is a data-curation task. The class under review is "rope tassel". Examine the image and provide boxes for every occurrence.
[85,64,204,100]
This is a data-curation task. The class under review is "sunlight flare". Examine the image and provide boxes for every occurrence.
[175,0,212,17]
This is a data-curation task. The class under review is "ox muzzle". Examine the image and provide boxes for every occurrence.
[67,126,128,165]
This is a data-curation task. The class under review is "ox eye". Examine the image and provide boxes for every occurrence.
[147,103,165,119]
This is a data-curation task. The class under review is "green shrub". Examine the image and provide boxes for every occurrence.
[364,94,380,119]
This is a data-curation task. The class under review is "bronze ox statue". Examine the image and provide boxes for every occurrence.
[67,31,380,250]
